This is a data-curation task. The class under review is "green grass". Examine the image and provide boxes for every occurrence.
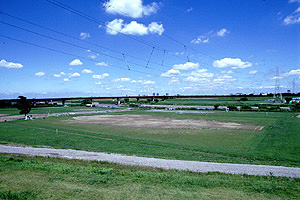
[0,155,299,199]
[1,110,300,167]
[0,106,121,116]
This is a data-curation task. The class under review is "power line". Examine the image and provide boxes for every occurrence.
[0,11,174,70]
[0,20,166,74]
[100,0,218,61]
[0,34,162,78]
[44,0,198,64]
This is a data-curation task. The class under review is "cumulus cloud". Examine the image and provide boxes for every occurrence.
[161,69,180,77]
[69,59,83,66]
[68,72,80,78]
[96,62,109,66]
[64,78,70,82]
[213,58,252,69]
[104,0,159,18]
[92,73,109,79]
[173,62,199,70]
[35,72,45,76]
[112,78,131,82]
[106,19,164,35]
[216,28,229,37]
[283,7,300,25]
[82,69,93,74]
[143,80,155,85]
[188,69,214,78]
[249,70,258,74]
[0,59,23,69]
[80,32,91,40]
[53,72,66,78]
[95,82,102,85]
[282,69,300,77]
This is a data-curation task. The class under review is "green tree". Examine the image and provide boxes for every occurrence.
[82,99,92,105]
[16,96,32,117]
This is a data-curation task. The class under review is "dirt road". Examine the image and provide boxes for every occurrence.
[0,145,299,178]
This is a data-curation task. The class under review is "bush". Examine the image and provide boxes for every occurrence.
[239,97,248,101]
[227,105,238,111]
[291,103,300,112]
[241,105,252,110]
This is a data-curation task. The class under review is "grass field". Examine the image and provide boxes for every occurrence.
[1,104,300,199]
[1,108,300,167]
[0,155,299,200]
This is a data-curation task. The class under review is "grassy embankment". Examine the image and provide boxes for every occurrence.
[0,155,299,200]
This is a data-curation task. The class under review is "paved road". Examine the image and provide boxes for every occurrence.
[1,144,299,178]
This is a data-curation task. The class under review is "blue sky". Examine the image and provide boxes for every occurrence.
[0,0,300,99]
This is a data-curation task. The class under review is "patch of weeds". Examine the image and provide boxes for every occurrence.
[0,190,37,200]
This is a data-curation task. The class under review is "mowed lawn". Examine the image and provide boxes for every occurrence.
[1,109,300,167]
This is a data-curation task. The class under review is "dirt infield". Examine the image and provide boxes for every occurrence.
[72,114,263,130]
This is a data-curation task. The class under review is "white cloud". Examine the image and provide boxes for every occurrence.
[169,77,179,84]
[104,0,159,18]
[283,7,300,25]
[249,70,258,74]
[148,22,164,35]
[64,78,70,82]
[35,72,45,76]
[186,7,193,13]
[213,58,252,69]
[191,35,209,44]
[191,29,229,44]
[53,72,66,78]
[143,80,155,85]
[184,76,210,83]
[216,28,229,37]
[82,69,93,74]
[189,69,214,78]
[289,0,300,3]
[96,62,109,66]
[161,69,180,77]
[68,72,80,78]
[173,62,199,70]
[89,55,97,59]
[112,77,131,82]
[80,32,91,40]
[0,59,23,69]
[221,70,234,74]
[282,69,300,77]
[92,73,109,79]
[106,19,164,36]
[121,21,148,35]
[95,82,102,85]
[69,59,83,66]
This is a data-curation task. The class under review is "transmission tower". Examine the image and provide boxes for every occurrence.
[273,66,282,101]
[292,79,296,94]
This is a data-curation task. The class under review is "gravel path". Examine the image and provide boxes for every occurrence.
[1,145,300,178]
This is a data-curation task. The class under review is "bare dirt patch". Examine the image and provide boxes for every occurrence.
[72,114,263,130]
